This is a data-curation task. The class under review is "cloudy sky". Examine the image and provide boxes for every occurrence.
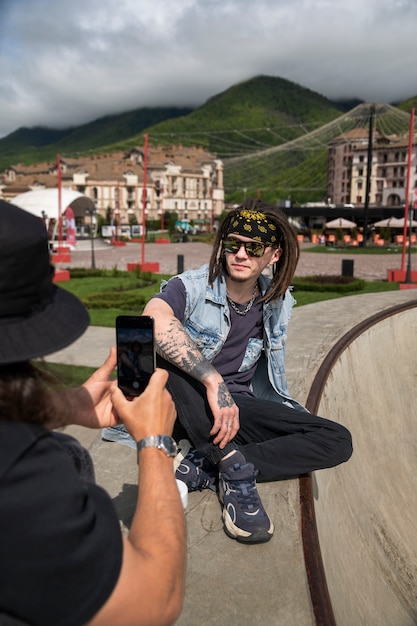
[1,0,416,139]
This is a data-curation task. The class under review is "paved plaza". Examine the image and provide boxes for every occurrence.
[56,239,409,282]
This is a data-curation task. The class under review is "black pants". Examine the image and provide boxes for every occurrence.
[160,357,353,482]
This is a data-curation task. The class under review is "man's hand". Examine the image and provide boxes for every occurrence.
[63,347,118,430]
[205,377,240,448]
[111,369,176,442]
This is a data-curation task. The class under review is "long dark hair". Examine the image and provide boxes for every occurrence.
[208,198,299,302]
[0,362,67,427]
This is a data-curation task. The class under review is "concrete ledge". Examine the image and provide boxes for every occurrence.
[312,302,417,625]
[58,290,417,625]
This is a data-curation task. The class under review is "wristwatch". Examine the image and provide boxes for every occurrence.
[136,435,178,462]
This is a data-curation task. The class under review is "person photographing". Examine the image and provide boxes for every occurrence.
[0,200,186,626]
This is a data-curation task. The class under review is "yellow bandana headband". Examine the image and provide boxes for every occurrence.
[227,209,278,245]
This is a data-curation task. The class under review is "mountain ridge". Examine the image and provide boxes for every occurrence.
[1,74,414,203]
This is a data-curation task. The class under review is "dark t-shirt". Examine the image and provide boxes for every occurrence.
[155,277,263,394]
[0,420,123,626]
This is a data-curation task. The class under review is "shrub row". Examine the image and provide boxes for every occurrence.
[292,275,365,293]
[82,291,147,309]
[68,267,154,282]
[66,267,157,309]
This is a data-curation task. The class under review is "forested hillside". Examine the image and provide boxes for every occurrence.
[1,74,414,204]
[0,107,193,172]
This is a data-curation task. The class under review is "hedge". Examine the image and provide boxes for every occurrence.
[292,275,365,293]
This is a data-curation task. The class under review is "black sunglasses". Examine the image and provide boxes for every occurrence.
[223,238,269,258]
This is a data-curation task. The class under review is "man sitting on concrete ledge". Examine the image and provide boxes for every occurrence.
[104,199,353,545]
[145,199,353,543]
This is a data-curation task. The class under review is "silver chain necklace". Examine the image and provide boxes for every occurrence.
[226,283,258,316]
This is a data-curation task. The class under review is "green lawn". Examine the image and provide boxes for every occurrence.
[57,271,402,325]
[292,279,400,306]
[305,244,417,255]
[37,361,96,387]
[59,273,172,326]
[47,268,404,386]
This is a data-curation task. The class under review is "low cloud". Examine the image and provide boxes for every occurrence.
[1,0,416,137]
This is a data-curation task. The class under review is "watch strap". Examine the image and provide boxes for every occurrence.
[136,435,177,461]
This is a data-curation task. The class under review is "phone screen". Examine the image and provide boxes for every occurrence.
[116,315,155,396]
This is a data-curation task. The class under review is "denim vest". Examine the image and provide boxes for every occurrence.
[162,264,301,407]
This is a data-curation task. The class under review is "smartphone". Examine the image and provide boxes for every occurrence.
[116,315,155,396]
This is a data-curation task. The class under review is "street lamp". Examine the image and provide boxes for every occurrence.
[86,207,96,269]
[405,203,413,284]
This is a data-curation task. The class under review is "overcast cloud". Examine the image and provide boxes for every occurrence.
[1,0,417,138]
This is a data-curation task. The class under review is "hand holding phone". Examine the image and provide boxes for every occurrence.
[110,368,176,443]
[116,315,155,397]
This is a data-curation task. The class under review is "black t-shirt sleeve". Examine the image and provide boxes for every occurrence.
[153,277,187,320]
[0,432,123,626]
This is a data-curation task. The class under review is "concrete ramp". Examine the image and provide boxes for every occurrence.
[308,301,417,625]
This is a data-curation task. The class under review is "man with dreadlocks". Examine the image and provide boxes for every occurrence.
[143,198,352,544]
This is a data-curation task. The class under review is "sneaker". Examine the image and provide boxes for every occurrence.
[219,459,274,543]
[101,424,136,450]
[174,439,217,493]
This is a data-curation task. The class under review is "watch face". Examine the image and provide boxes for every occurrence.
[161,435,177,457]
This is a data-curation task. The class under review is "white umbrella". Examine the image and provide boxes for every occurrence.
[288,217,302,230]
[325,217,357,229]
[373,216,417,228]
[372,216,397,227]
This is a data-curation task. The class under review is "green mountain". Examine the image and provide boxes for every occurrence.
[0,107,193,171]
[123,75,351,203]
[1,75,414,204]
[329,98,365,112]
[117,75,346,157]
[222,101,411,203]
[397,96,417,113]
[0,126,74,151]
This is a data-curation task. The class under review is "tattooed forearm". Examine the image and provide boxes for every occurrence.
[155,317,217,382]
[217,382,234,408]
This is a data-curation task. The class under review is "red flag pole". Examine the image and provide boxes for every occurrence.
[210,186,214,232]
[401,108,414,273]
[53,153,71,263]
[116,182,120,243]
[141,133,148,266]
[161,185,164,233]
[127,133,158,272]
[57,153,63,248]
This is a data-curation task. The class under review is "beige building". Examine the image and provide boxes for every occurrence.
[0,145,224,230]
[327,129,417,208]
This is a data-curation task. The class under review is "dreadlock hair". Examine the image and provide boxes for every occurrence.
[208,198,299,303]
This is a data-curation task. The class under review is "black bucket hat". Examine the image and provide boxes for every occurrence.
[0,200,89,364]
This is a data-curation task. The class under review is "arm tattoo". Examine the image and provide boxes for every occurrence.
[155,317,217,381]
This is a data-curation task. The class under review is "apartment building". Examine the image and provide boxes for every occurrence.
[327,129,417,208]
[0,145,224,229]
